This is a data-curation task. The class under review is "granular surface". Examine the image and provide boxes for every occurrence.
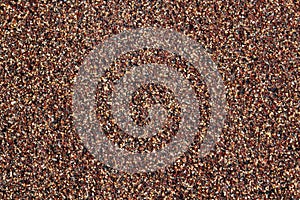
[0,0,299,199]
